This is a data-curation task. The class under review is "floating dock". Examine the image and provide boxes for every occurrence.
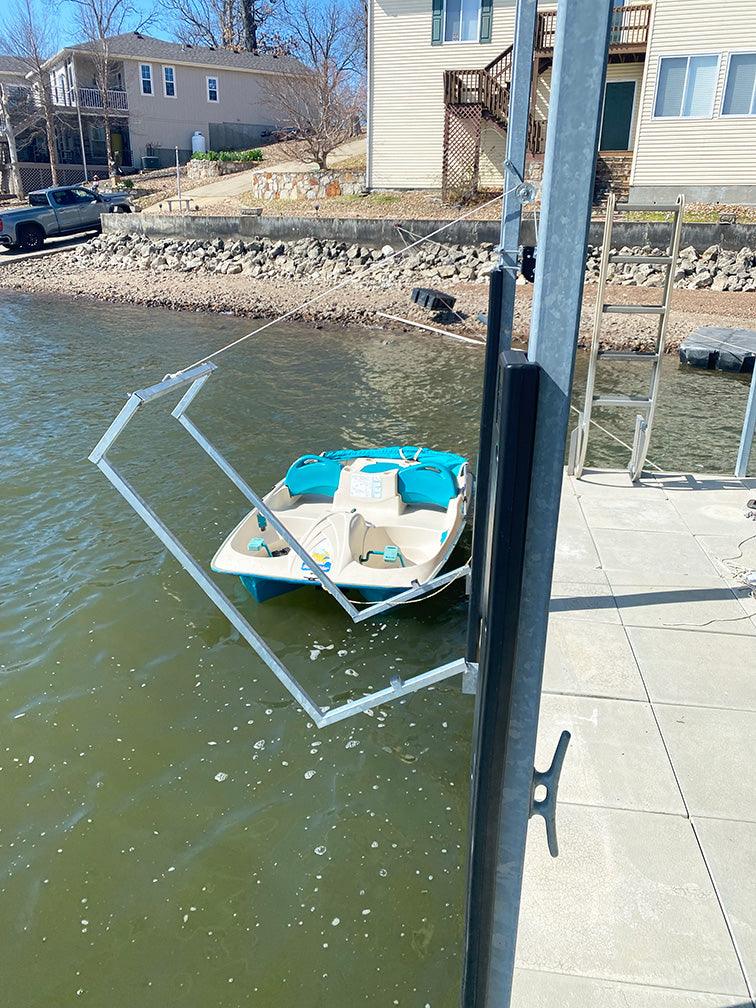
[515,467,756,1004]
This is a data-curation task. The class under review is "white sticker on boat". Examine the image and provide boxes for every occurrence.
[350,474,383,500]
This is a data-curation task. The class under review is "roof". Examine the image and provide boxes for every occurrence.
[0,55,29,75]
[67,33,303,75]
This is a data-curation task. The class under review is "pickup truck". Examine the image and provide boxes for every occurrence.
[0,184,135,252]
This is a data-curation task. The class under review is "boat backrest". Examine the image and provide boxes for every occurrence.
[397,465,458,510]
[284,455,343,499]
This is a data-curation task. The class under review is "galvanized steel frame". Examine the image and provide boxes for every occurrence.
[89,363,468,727]
[736,372,756,477]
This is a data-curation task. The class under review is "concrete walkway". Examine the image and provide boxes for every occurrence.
[513,469,756,1007]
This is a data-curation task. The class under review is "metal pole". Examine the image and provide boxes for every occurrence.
[466,0,538,663]
[480,1,614,1004]
[735,373,756,477]
[175,145,182,204]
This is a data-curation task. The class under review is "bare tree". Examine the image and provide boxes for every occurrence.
[165,0,285,53]
[266,0,364,170]
[0,83,24,196]
[3,0,62,185]
[68,0,151,178]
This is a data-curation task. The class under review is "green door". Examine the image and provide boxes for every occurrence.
[600,80,636,151]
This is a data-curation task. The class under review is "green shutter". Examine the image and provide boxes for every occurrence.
[431,0,444,45]
[479,0,493,43]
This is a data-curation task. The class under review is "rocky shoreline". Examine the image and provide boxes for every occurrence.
[1,231,754,351]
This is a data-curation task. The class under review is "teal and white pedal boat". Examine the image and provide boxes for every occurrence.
[211,446,470,603]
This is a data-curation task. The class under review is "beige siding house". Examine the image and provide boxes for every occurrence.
[4,33,299,174]
[367,0,756,204]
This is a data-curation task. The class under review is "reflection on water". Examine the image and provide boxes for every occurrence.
[0,293,750,1006]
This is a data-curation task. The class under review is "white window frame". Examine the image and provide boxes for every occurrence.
[441,0,482,45]
[651,52,721,121]
[140,63,153,97]
[720,50,756,119]
[162,65,177,99]
[206,75,219,103]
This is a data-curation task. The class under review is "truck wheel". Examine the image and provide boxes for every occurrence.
[17,224,45,252]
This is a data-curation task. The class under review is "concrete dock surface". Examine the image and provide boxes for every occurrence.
[513,468,756,1007]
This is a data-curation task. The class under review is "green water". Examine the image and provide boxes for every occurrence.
[1,293,751,1007]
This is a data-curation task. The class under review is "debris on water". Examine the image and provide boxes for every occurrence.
[362,908,371,915]
[345,739,359,749]
[309,650,320,661]
[331,917,340,926]
[304,770,316,780]
[253,740,265,750]
[314,845,327,856]
[214,772,228,782]
[27,755,34,764]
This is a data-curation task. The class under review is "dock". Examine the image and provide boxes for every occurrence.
[513,468,755,1005]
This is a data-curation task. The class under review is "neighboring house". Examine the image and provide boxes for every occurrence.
[2,33,300,177]
[366,0,756,204]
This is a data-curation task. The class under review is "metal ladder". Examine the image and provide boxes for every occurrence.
[569,192,685,481]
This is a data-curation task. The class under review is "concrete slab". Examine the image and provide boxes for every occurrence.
[516,804,747,996]
[593,529,720,586]
[549,579,620,624]
[666,486,756,536]
[579,494,688,533]
[512,968,747,1007]
[627,626,756,711]
[655,705,756,821]
[544,620,646,700]
[694,817,756,990]
[553,521,605,583]
[696,533,756,587]
[536,693,684,813]
[612,583,756,635]
[571,469,668,497]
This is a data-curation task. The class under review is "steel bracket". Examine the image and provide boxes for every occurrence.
[530,730,571,856]
[89,363,468,727]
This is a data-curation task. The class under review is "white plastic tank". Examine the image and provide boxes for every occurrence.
[191,131,206,154]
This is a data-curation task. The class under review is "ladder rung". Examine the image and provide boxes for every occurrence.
[609,254,672,265]
[615,203,680,213]
[603,304,666,315]
[592,394,653,408]
[597,351,659,362]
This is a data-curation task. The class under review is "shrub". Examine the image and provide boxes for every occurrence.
[190,148,263,163]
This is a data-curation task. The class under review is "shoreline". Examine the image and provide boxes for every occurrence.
[2,238,754,352]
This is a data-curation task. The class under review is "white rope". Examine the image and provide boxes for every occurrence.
[569,403,663,472]
[166,190,515,379]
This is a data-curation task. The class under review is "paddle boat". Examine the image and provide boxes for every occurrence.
[211,446,470,603]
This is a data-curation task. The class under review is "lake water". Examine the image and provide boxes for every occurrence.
[1,292,751,1007]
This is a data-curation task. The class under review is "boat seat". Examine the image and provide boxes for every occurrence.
[397,465,458,510]
[285,455,343,499]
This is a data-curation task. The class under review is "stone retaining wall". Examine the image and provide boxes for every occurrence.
[248,168,365,201]
[186,159,255,182]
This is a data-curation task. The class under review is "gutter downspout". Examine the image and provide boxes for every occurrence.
[365,0,374,190]
[71,57,89,182]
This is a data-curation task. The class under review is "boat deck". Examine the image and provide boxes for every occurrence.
[515,468,756,1006]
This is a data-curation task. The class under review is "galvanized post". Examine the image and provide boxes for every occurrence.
[461,0,614,1005]
[466,0,538,663]
[735,373,756,477]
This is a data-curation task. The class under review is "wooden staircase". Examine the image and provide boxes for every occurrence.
[441,3,651,203]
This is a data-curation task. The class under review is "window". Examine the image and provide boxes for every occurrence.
[444,0,480,42]
[140,63,153,96]
[163,65,176,98]
[654,54,719,118]
[722,53,756,116]
[207,76,219,102]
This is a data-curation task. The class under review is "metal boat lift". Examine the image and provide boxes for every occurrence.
[90,0,617,1001]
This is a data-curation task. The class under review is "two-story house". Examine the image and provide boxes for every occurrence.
[1,33,301,190]
[366,0,756,205]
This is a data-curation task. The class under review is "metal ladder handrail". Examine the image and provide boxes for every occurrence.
[569,192,685,481]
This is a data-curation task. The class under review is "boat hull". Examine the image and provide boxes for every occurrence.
[239,574,400,604]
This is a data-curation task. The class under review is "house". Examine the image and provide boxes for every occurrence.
[366,0,756,205]
[1,33,300,188]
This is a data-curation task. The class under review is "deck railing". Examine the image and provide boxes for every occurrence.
[536,3,651,52]
[52,87,129,111]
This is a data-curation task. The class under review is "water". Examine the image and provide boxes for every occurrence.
[1,293,751,1006]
